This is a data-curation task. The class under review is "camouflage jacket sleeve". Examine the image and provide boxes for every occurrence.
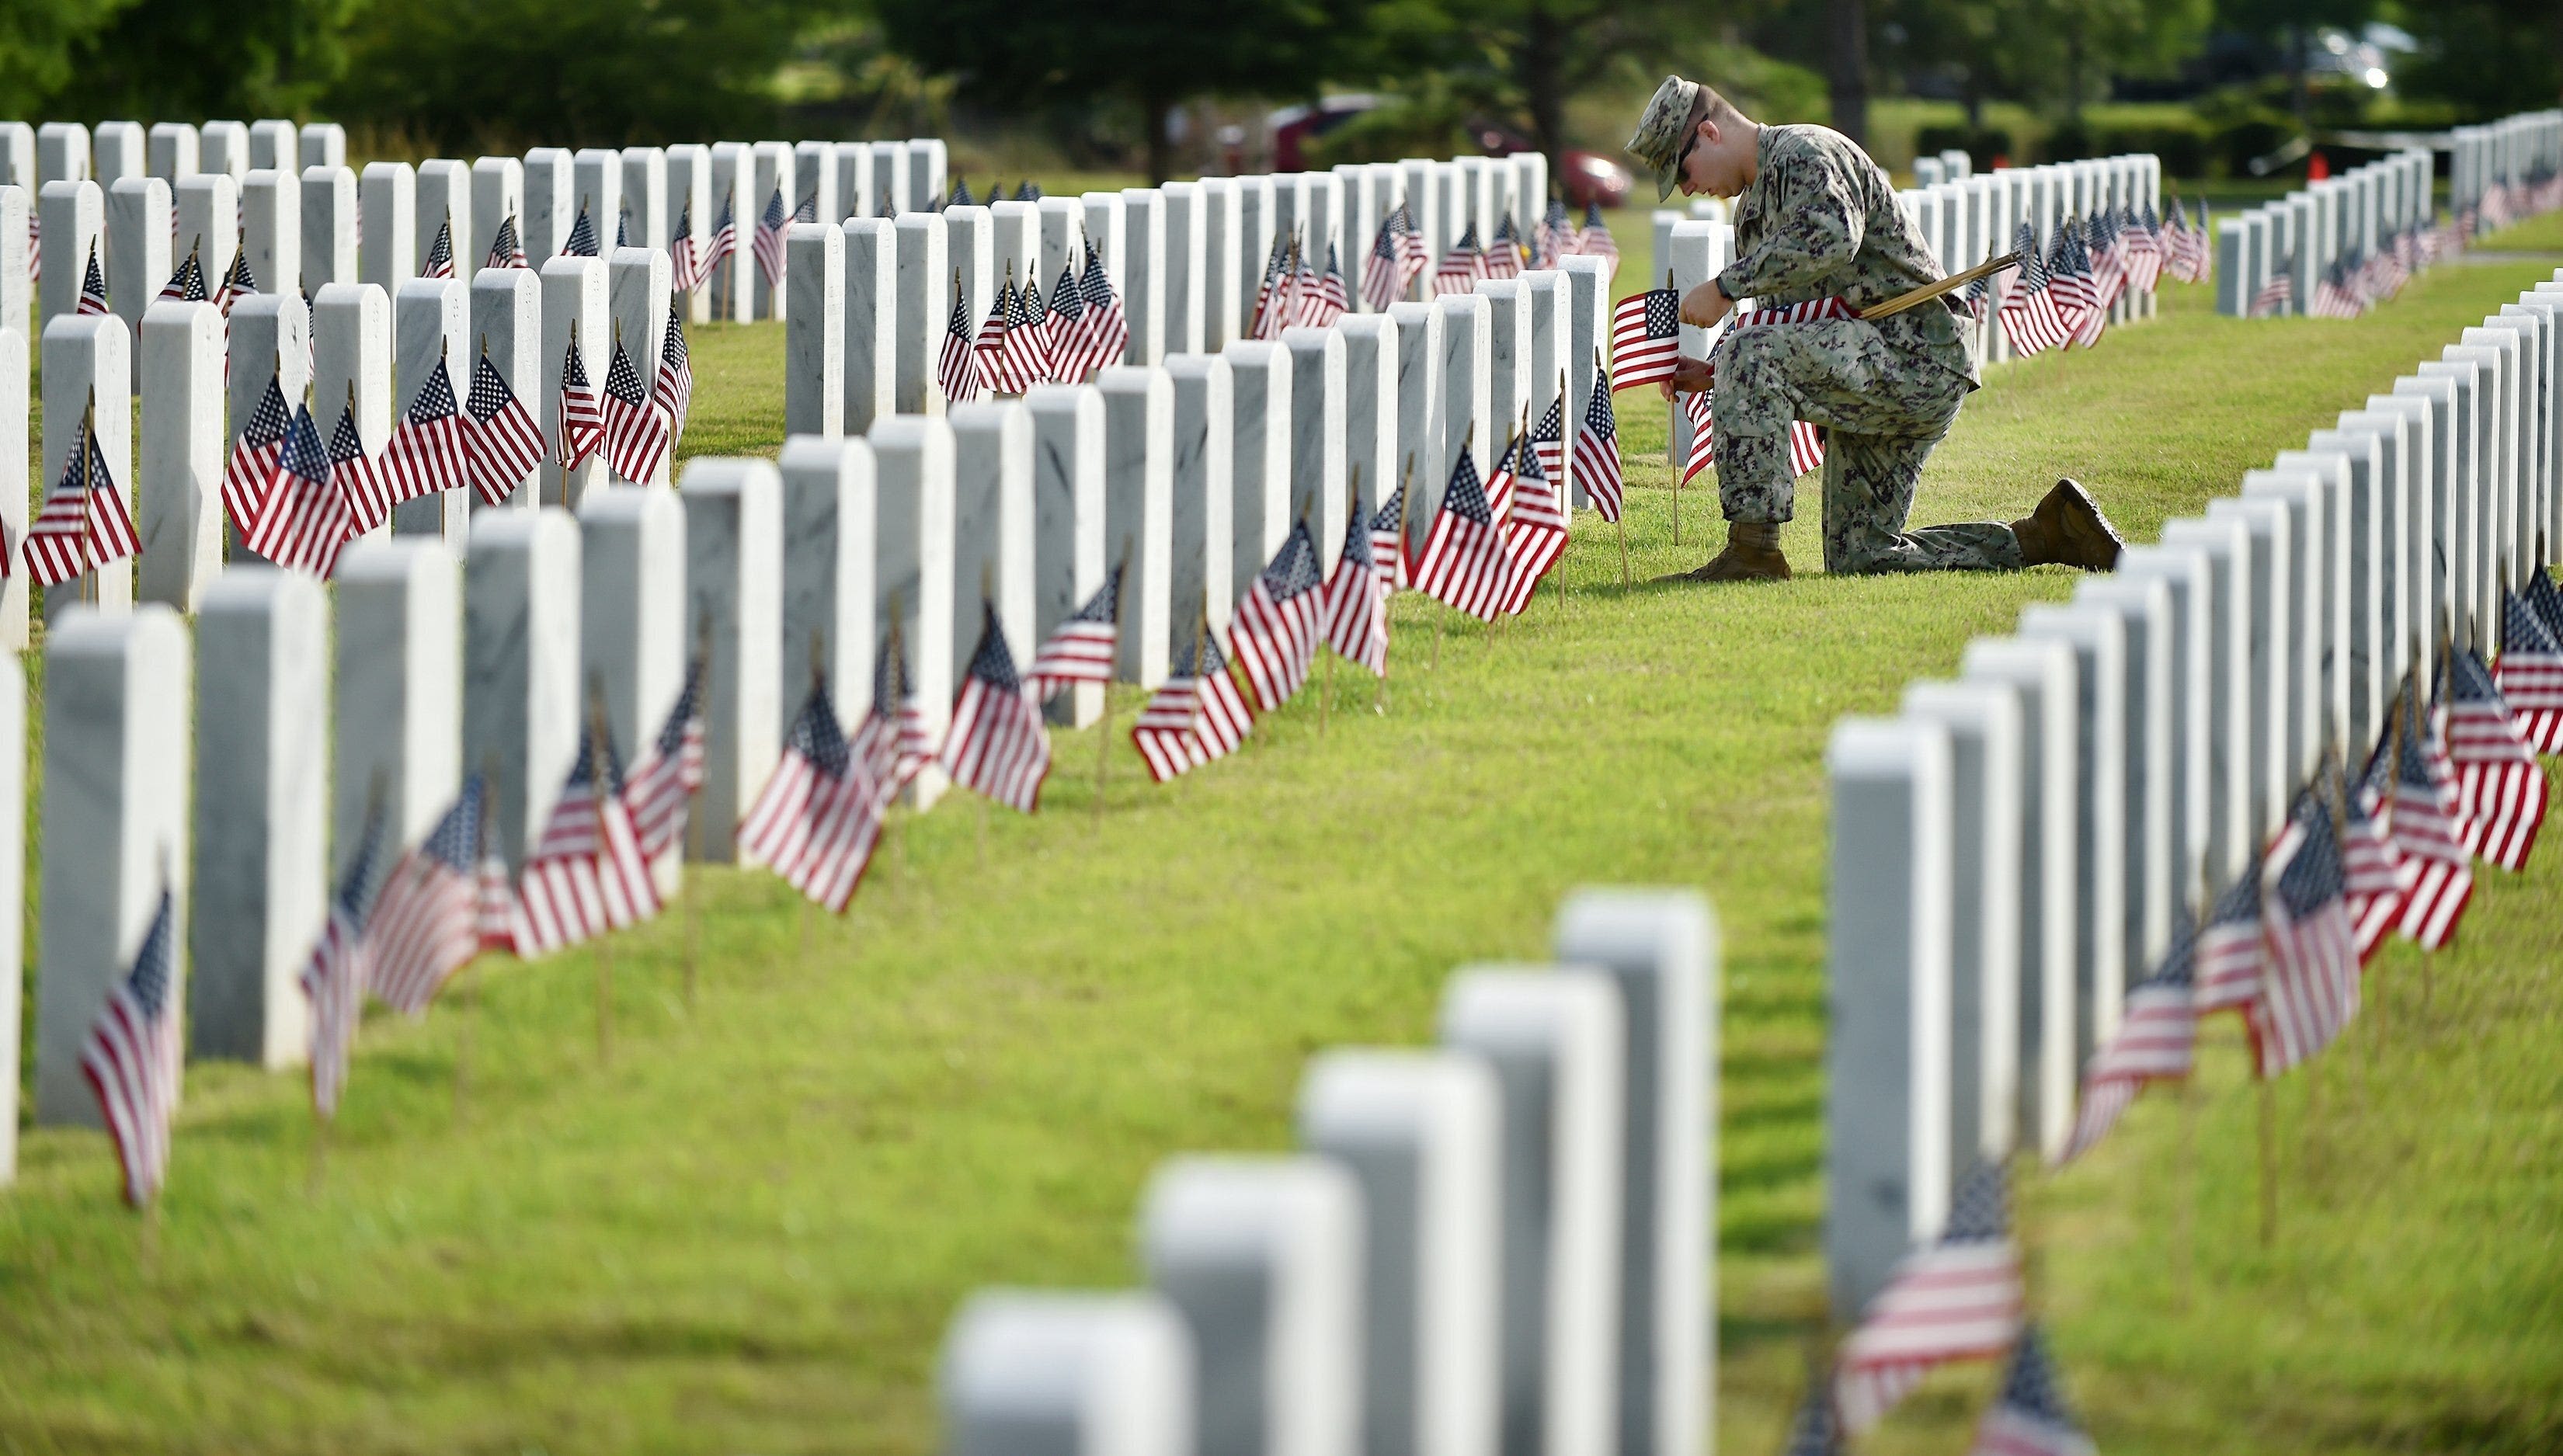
[1715,134,1862,302]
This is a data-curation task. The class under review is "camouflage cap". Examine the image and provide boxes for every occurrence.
[1628,75,1703,202]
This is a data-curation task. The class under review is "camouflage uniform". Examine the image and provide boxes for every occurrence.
[1711,125,2022,574]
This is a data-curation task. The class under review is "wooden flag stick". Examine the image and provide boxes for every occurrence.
[2258,1077,2278,1248]
[1857,251,2023,320]
[1097,539,1130,822]
[457,754,500,1123]
[586,685,615,1068]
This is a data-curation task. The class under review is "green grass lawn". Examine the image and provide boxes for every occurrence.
[3,234,2561,1454]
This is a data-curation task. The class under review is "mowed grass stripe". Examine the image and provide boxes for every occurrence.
[0,238,2558,1456]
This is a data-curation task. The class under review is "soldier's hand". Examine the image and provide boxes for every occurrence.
[1657,356,1716,401]
[1679,280,1731,329]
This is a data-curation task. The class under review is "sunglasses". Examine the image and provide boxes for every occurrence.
[1673,127,1702,180]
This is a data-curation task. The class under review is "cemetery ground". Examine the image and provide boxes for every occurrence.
[3,228,2561,1455]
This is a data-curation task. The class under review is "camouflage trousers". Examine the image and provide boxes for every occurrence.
[1711,317,2024,574]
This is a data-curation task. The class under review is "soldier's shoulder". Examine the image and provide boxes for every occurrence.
[1766,124,1884,182]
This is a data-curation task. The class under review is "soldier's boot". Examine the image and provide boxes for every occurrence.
[2011,478,2124,571]
[1664,520,1791,582]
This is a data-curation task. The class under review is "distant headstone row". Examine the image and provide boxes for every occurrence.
[2217,110,2563,319]
[1825,266,2563,1331]
[940,890,1714,1456]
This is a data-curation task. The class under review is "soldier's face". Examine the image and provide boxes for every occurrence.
[1680,120,1751,199]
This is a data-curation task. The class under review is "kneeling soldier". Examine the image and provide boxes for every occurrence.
[1626,75,2124,581]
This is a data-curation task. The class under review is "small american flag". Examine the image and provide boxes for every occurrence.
[1483,215,1523,280]
[2341,749,2408,961]
[1726,297,1858,330]
[1024,565,1121,698]
[1320,507,1389,676]
[1536,197,1572,266]
[158,244,207,303]
[221,376,293,537]
[943,601,1051,813]
[1414,446,1514,622]
[2386,688,2474,949]
[2445,648,2547,869]
[2495,590,2563,752]
[1998,223,2069,357]
[2249,255,2294,318]
[939,273,986,405]
[1678,391,1715,486]
[1308,243,1349,326]
[27,407,140,588]
[614,207,629,249]
[2310,255,2364,320]
[328,398,394,544]
[623,655,708,857]
[999,271,1054,391]
[1361,210,1407,311]
[301,797,384,1121]
[464,348,545,507]
[2252,789,2359,1077]
[240,403,343,575]
[2055,224,2105,348]
[949,178,974,207]
[1370,476,1410,591]
[1044,261,1087,382]
[1834,1159,2024,1433]
[752,186,788,288]
[1967,1325,2095,1456]
[1132,626,1252,782]
[421,218,454,280]
[485,214,527,270]
[1483,434,1519,525]
[1577,203,1618,271]
[1609,286,1680,391]
[1574,367,1625,523]
[515,718,661,957]
[792,190,818,225]
[667,202,701,294]
[368,775,496,1016]
[652,308,694,454]
[81,886,180,1206]
[1288,239,1324,328]
[215,237,257,314]
[75,239,110,316]
[1229,520,1326,712]
[2082,210,2125,318]
[23,210,34,286]
[2123,206,2165,293]
[380,358,468,505]
[1431,223,1486,297]
[602,334,670,484]
[702,198,738,280]
[852,627,938,805]
[553,334,605,470]
[1077,243,1130,370]
[1396,200,1431,291]
[1252,234,1287,339]
[1497,427,1568,614]
[739,672,885,912]
[1527,392,1567,485]
[972,276,1018,393]
[2190,865,2266,1013]
[2057,910,2196,1164]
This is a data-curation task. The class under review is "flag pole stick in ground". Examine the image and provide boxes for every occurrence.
[1097,541,1130,822]
[586,681,615,1067]
[683,617,713,1009]
[2259,1077,2278,1248]
[457,753,499,1122]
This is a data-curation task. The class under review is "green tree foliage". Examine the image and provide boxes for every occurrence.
[2397,0,2562,122]
[328,0,820,151]
[0,0,135,116]
[53,0,365,119]
[871,0,1379,182]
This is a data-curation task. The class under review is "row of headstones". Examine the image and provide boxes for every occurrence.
[0,119,954,332]
[3,235,694,629]
[782,204,1620,524]
[2214,150,2436,318]
[2449,110,2563,218]
[1821,268,2563,1315]
[0,419,986,1176]
[937,889,1713,1456]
